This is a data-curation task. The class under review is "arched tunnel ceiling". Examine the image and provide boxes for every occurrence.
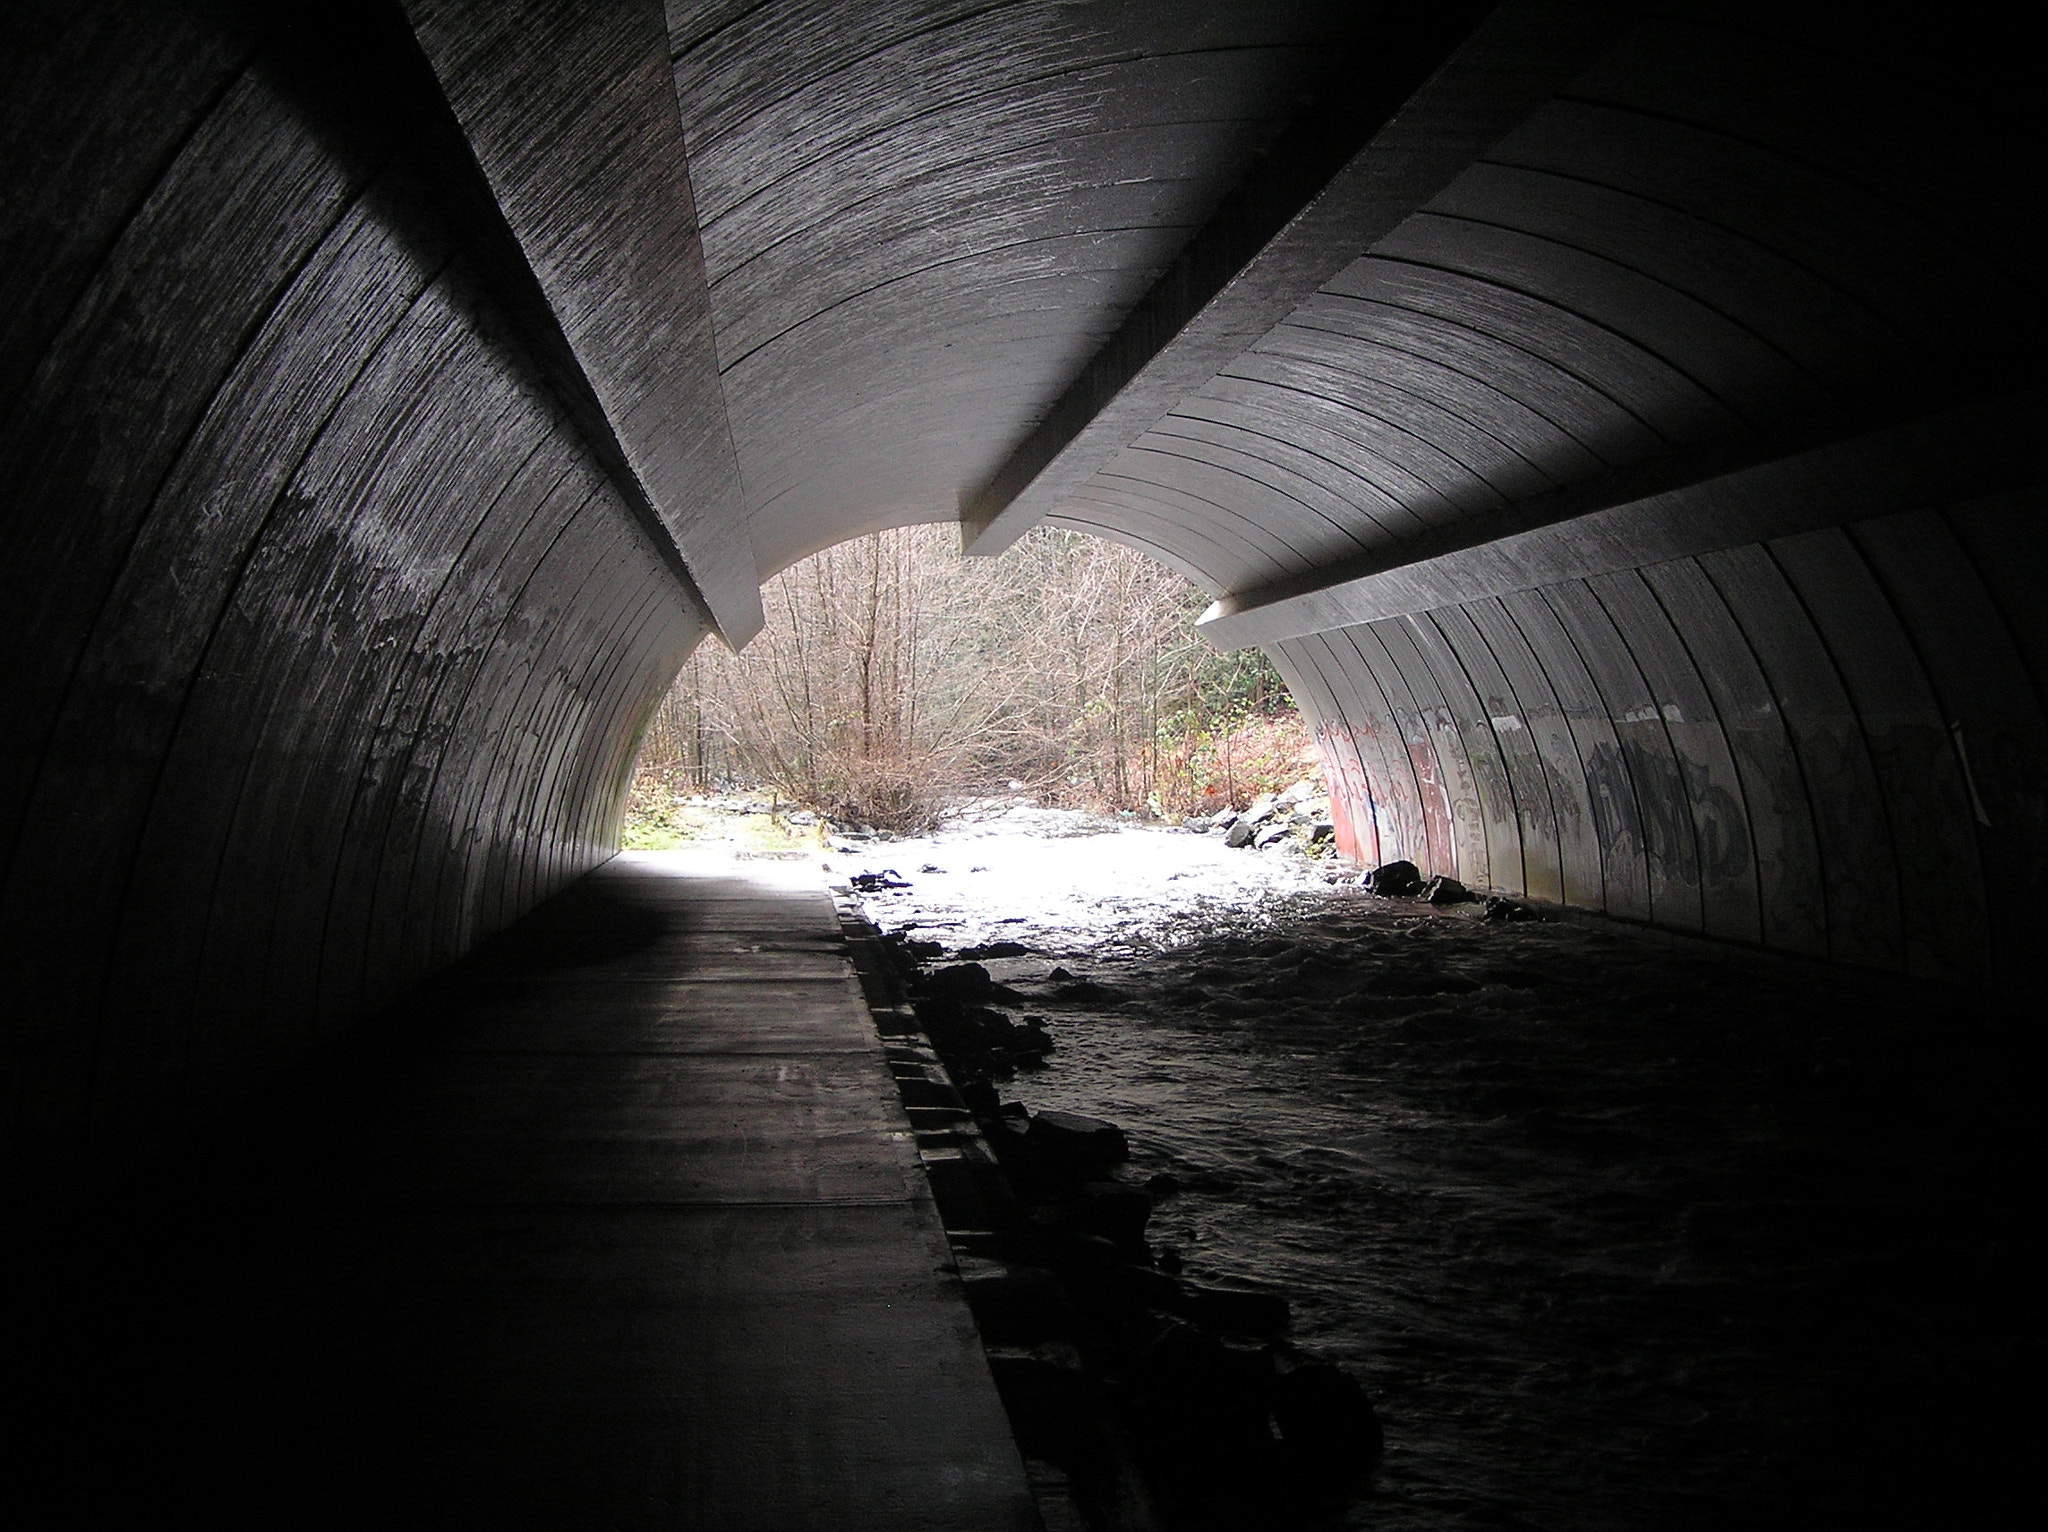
[667,0,1374,577]
[1,0,2042,1187]
[1046,17,2034,599]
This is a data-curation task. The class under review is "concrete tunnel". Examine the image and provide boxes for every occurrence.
[5,0,2043,1194]
[3,0,2041,1255]
[5,2,2043,1522]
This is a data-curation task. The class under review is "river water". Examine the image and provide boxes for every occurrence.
[839,802,2034,1530]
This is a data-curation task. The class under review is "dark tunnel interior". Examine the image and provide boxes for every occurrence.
[7,0,2040,1191]
[1,0,2042,1522]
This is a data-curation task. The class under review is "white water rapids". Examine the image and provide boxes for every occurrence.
[832,800,2029,1531]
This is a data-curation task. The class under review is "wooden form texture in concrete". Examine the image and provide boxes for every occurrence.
[14,853,1036,1530]
[0,0,715,1191]
[670,0,1369,577]
[3,0,2043,1191]
[994,5,2046,990]
[403,0,765,645]
[961,0,1638,554]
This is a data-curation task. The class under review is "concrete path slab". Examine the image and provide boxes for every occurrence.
[420,974,881,1054]
[23,852,1037,1530]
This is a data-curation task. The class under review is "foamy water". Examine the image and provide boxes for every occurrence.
[845,804,2029,1530]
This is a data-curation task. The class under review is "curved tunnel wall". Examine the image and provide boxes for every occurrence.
[1042,10,2044,989]
[3,1,2042,1193]
[0,2,708,1187]
[1267,495,2047,989]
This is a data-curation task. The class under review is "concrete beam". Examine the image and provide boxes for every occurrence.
[959,0,1645,556]
[401,0,763,647]
[1197,390,2043,649]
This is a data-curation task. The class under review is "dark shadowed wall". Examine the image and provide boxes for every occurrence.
[0,1,711,1188]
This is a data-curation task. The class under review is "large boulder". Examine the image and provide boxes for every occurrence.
[1362,859,1423,896]
[1242,792,1281,825]
[920,962,995,1000]
[957,939,1033,959]
[1028,1109,1130,1171]
[913,998,1006,1049]
[958,1078,1001,1118]
[917,1001,1053,1076]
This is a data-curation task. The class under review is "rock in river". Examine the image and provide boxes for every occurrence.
[1027,1109,1130,1171]
[1362,859,1423,897]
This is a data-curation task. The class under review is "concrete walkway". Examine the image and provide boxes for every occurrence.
[29,852,1036,1529]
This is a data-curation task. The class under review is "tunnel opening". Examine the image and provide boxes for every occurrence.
[620,524,1323,843]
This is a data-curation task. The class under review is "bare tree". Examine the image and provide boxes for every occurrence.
[634,526,1315,831]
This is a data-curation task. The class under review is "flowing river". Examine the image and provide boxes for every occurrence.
[839,800,2032,1531]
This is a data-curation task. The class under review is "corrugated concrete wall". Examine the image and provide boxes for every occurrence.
[0,2,709,1187]
[1269,492,2047,989]
[1047,9,2043,991]
[3,1,2040,1193]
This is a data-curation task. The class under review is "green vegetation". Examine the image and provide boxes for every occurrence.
[628,526,1317,836]
[619,790,825,854]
